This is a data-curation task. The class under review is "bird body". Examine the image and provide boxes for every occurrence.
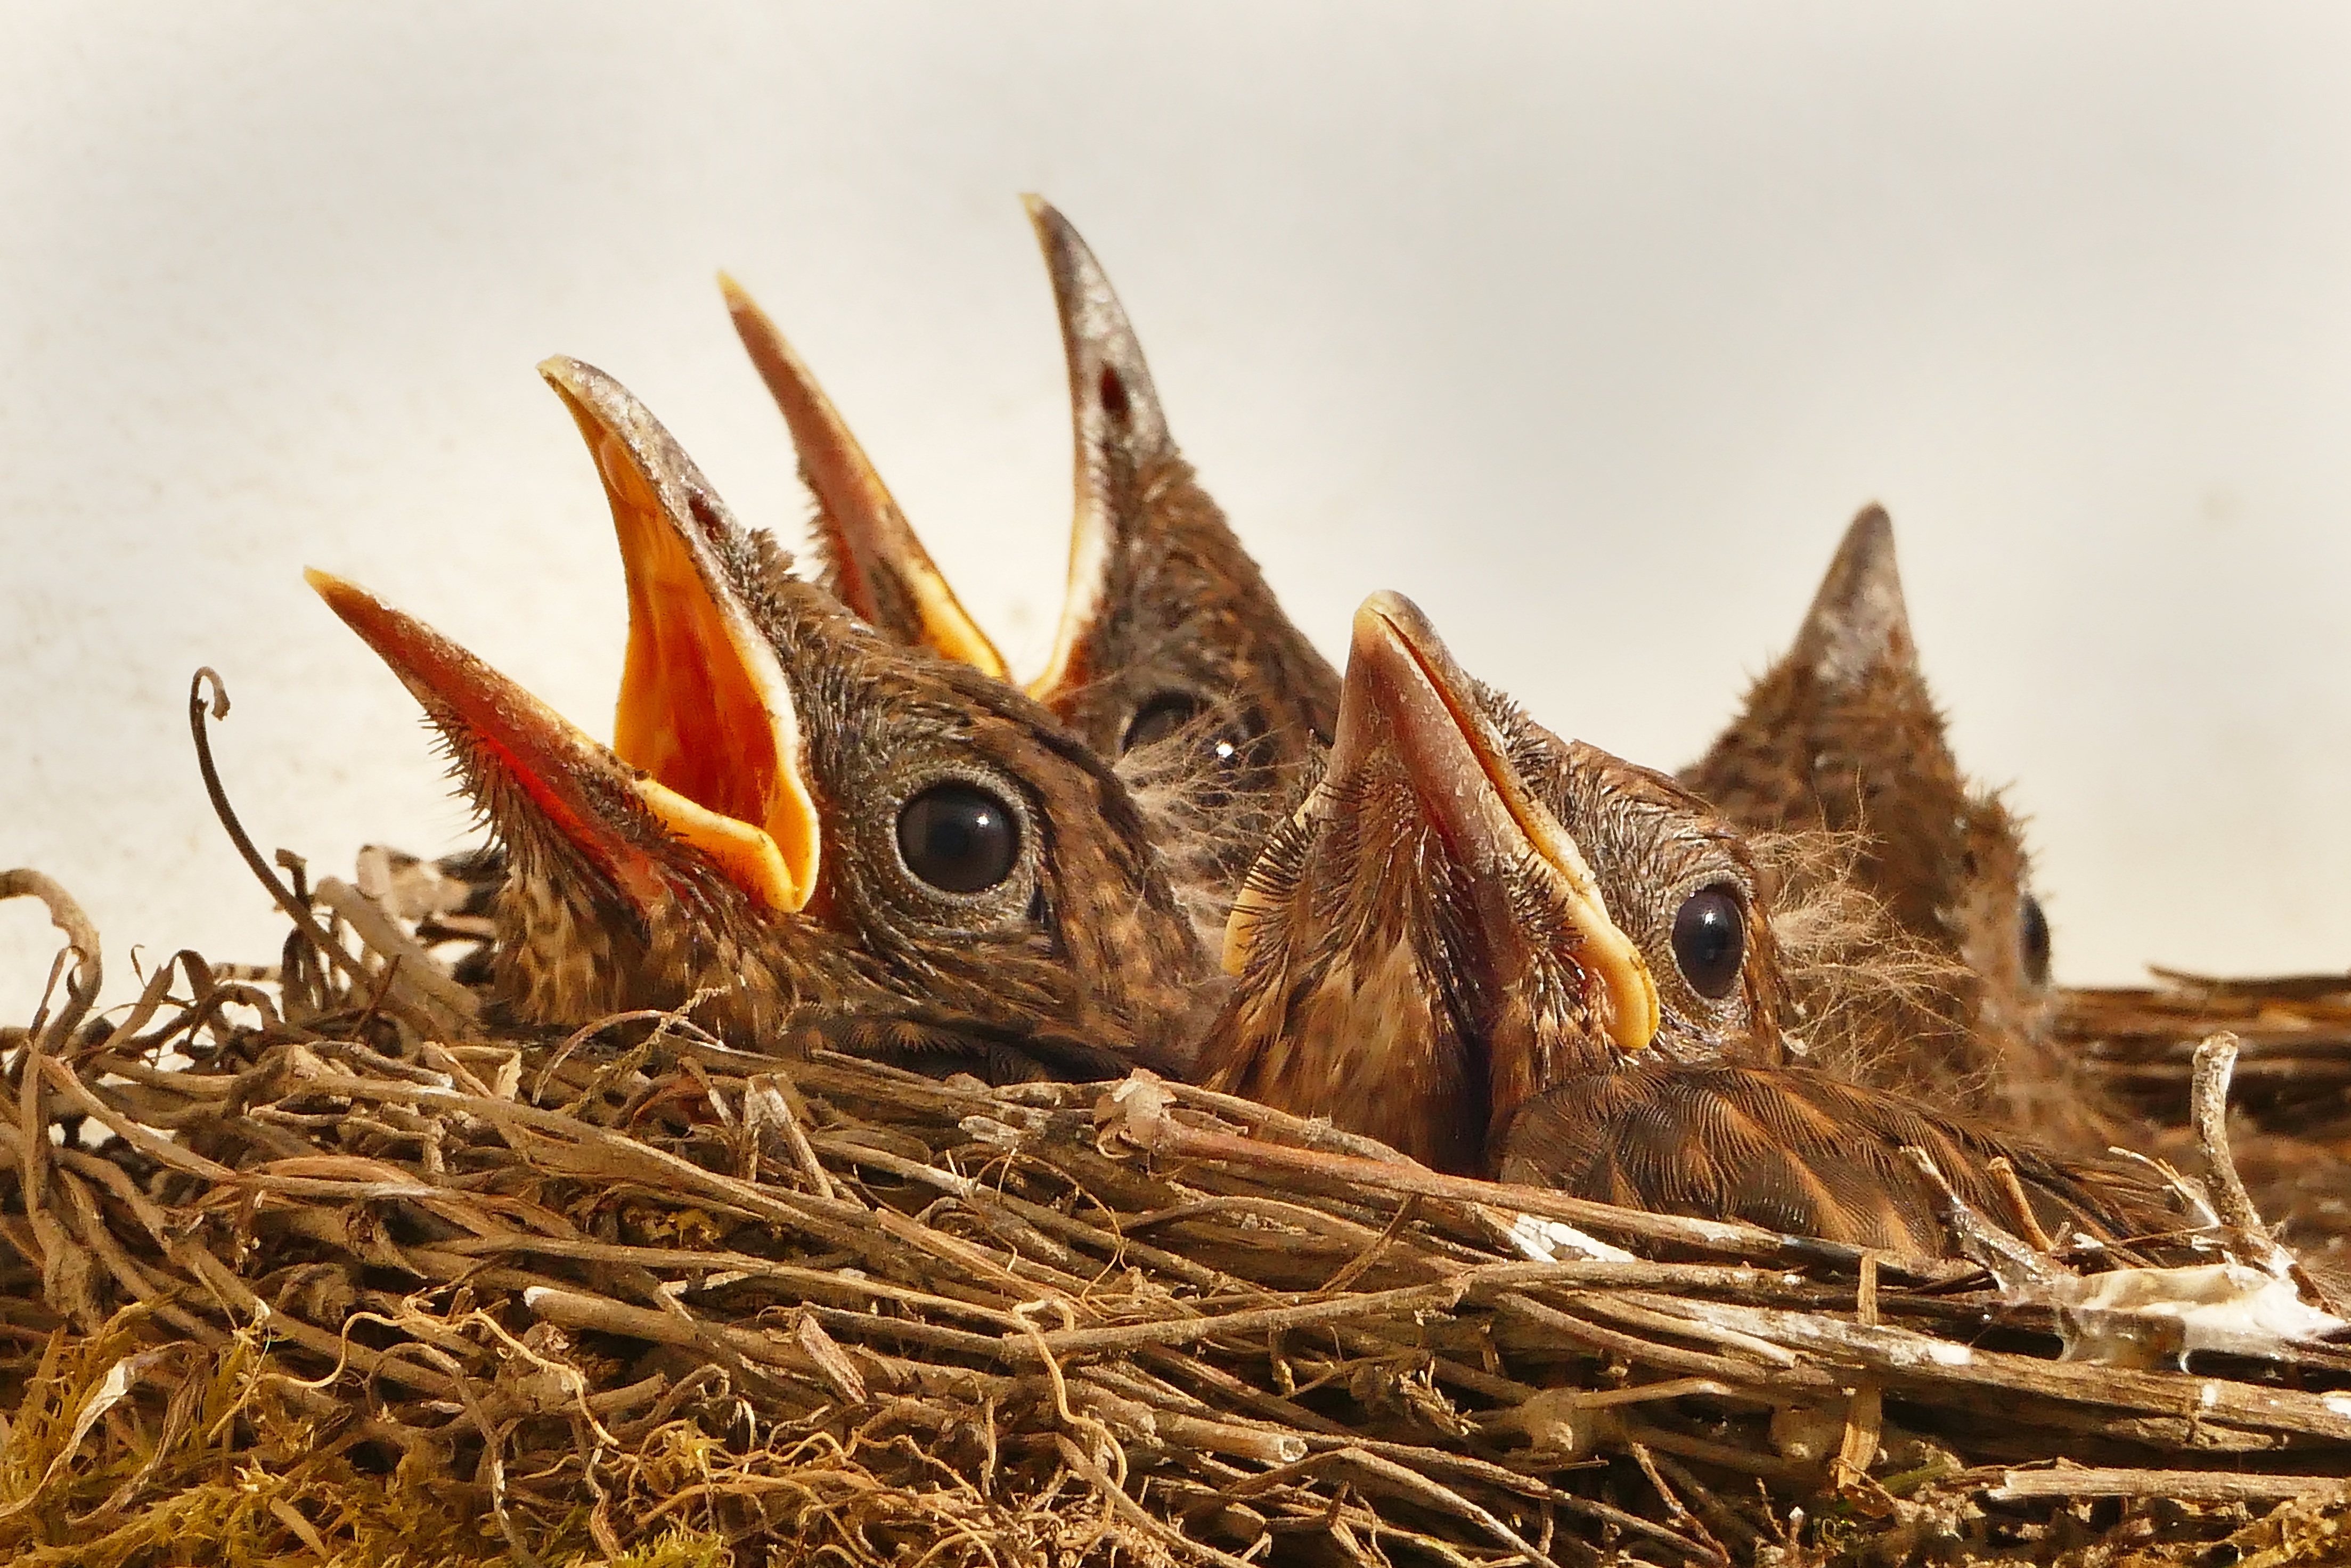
[312,200,1349,1081]
[1021,199,1341,946]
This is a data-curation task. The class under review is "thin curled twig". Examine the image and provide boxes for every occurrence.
[1,868,101,1048]
[187,668,440,1035]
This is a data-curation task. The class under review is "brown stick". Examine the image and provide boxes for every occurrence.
[1019,1278,1470,1358]
[1496,1293,1836,1390]
[1655,1295,2351,1442]
[2190,1033,2263,1234]
[187,671,413,1024]
[1989,1468,2349,1502]
[313,877,480,1030]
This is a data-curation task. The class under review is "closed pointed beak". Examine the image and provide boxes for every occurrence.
[1330,591,1660,1055]
[1022,194,1175,708]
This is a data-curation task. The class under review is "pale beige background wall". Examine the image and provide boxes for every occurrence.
[5,4,2350,1010]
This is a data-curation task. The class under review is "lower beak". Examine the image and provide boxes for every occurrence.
[307,570,798,914]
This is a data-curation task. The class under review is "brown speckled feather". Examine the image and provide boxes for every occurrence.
[1501,1064,2182,1256]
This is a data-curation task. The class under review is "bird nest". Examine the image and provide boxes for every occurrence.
[0,672,2347,1568]
[2064,974,2351,1140]
[0,866,2344,1568]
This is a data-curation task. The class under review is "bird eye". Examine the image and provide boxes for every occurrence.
[1122,692,1206,753]
[1670,885,1746,1000]
[896,782,1022,894]
[2019,893,2051,986]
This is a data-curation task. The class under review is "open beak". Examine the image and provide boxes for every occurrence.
[1253,591,1661,1054]
[1021,194,1173,708]
[718,274,1008,679]
[537,355,822,913]
[307,570,797,914]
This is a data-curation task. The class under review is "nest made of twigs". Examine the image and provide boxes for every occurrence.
[0,675,2343,1566]
[0,859,2344,1568]
[2064,973,2351,1134]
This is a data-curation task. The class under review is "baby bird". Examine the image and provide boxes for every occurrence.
[1021,198,1342,928]
[312,357,1211,1079]
[1199,591,2183,1256]
[1682,506,2116,1153]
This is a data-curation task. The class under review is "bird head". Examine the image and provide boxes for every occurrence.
[312,358,1209,1066]
[1198,591,1783,1173]
[1683,505,2055,1109]
[1021,198,1341,842]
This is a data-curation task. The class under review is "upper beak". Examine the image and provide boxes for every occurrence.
[1021,194,1174,708]
[719,274,1009,680]
[537,355,822,913]
[1789,502,1912,691]
[1324,591,1660,1055]
[307,570,798,914]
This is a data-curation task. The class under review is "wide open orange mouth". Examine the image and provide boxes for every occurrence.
[313,553,808,918]
[538,355,821,914]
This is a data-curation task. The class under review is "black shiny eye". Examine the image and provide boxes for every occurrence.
[1670,885,1746,1000]
[1122,692,1206,753]
[2019,893,2051,986]
[895,783,1022,894]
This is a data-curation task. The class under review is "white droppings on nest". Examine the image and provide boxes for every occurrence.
[2050,1264,2348,1367]
[1501,1211,1638,1263]
[1920,1033,2351,1368]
